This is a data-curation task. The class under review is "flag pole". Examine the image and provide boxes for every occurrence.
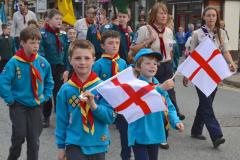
[171,71,178,80]
[79,67,134,99]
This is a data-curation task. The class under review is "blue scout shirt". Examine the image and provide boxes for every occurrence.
[128,76,180,146]
[38,28,69,68]
[55,79,116,155]
[0,54,54,106]
[92,57,128,81]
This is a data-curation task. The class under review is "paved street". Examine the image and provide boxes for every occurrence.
[0,76,240,160]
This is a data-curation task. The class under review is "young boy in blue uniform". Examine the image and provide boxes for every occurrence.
[130,48,184,160]
[55,40,116,160]
[38,9,69,128]
[0,26,54,160]
[93,30,128,80]
[92,30,130,160]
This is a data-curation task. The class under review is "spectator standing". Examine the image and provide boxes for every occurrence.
[0,23,16,72]
[176,26,185,57]
[12,0,37,49]
[75,5,96,40]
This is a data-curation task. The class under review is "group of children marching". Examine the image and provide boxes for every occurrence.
[0,1,236,160]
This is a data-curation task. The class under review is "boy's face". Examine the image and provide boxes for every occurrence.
[67,29,76,42]
[118,13,129,26]
[102,37,120,55]
[21,39,40,55]
[48,14,62,29]
[70,48,95,77]
[136,57,158,80]
[3,26,11,35]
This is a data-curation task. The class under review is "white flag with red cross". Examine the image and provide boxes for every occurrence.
[177,37,232,97]
[95,67,167,123]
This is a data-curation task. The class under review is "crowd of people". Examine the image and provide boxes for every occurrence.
[0,0,237,160]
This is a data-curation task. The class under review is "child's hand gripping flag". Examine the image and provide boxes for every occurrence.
[81,67,167,123]
[177,37,233,97]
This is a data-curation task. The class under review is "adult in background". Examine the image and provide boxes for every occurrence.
[176,26,185,57]
[75,5,96,40]
[183,7,237,148]
[0,23,16,72]
[12,0,37,49]
[220,20,229,40]
[184,23,194,44]
[130,2,185,120]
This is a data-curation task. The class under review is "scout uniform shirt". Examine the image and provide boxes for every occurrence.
[128,75,180,146]
[55,72,116,155]
[134,25,174,62]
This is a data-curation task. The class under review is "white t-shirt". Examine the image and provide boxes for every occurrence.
[75,18,89,40]
[12,10,37,37]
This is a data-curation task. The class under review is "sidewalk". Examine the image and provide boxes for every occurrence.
[223,72,240,88]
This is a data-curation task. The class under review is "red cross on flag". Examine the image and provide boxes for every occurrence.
[177,37,233,97]
[95,67,167,123]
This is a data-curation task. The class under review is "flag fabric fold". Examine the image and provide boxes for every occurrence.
[177,37,232,97]
[94,67,166,123]
[58,0,76,26]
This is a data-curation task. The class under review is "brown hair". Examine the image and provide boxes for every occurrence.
[101,30,121,44]
[47,9,62,19]
[27,19,39,28]
[148,2,168,26]
[20,26,41,42]
[201,7,222,44]
[68,40,95,58]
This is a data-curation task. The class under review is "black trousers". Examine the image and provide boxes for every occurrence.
[7,102,43,160]
[191,87,223,142]
[115,115,131,160]
[132,143,159,160]
[66,145,105,160]
[42,64,65,118]
[155,61,181,114]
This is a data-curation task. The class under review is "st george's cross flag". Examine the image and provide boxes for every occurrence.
[177,37,232,97]
[95,67,166,123]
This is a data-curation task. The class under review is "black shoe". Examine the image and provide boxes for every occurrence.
[177,113,185,120]
[191,134,207,140]
[159,143,169,149]
[42,117,50,128]
[213,137,225,148]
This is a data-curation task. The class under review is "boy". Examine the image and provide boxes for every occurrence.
[104,8,134,62]
[130,48,184,160]
[0,27,54,160]
[55,40,116,160]
[92,30,129,160]
[0,23,16,72]
[38,9,69,128]
[93,30,128,80]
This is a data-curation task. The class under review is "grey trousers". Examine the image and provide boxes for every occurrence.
[7,102,43,160]
[66,145,106,160]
